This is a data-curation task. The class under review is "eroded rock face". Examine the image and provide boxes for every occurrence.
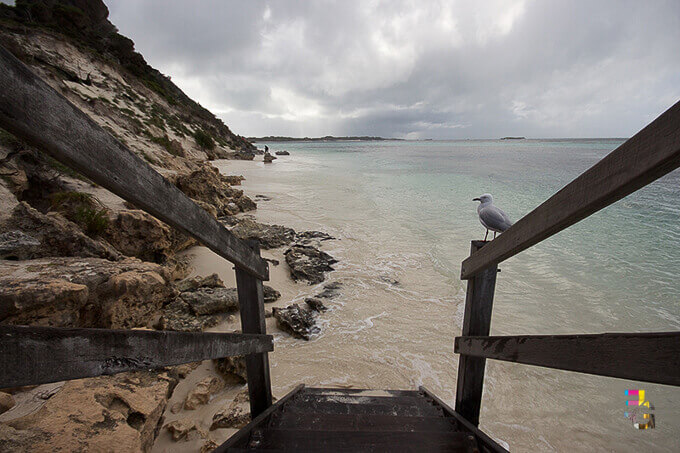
[214,356,247,383]
[1,202,120,261]
[105,210,173,262]
[179,287,240,315]
[156,298,224,332]
[184,377,224,410]
[284,245,338,284]
[305,297,327,312]
[210,389,250,430]
[272,304,319,340]
[0,371,177,453]
[165,417,201,441]
[175,273,224,292]
[0,257,173,328]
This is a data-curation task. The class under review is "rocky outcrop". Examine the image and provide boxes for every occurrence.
[272,304,319,340]
[0,393,15,415]
[0,202,120,261]
[229,218,295,249]
[156,298,224,333]
[175,273,224,292]
[0,257,173,328]
[315,281,343,299]
[263,152,276,163]
[164,418,202,441]
[284,245,338,284]
[174,165,256,216]
[0,371,177,452]
[179,287,241,315]
[274,151,290,156]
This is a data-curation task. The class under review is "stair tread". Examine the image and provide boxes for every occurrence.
[269,412,459,432]
[293,393,437,408]
[303,387,421,398]
[284,399,443,417]
[247,429,479,452]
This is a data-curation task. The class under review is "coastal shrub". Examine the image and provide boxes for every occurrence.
[50,191,109,236]
[0,128,23,151]
[149,134,183,156]
[194,129,215,150]
[45,156,90,182]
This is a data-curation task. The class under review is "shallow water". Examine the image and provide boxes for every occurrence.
[209,140,679,452]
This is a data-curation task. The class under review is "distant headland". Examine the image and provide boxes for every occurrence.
[249,135,402,142]
[500,136,526,140]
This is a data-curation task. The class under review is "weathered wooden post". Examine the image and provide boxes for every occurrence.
[235,241,273,418]
[455,240,498,426]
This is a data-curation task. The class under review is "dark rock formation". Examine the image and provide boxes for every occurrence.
[274,151,290,156]
[214,356,247,383]
[272,304,319,340]
[263,152,276,163]
[229,218,295,249]
[284,245,338,284]
[316,281,342,299]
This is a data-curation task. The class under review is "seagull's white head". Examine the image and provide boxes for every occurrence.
[473,193,493,204]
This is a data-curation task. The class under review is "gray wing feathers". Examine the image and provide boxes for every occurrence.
[479,206,513,232]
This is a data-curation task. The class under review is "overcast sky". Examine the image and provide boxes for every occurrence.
[107,1,680,139]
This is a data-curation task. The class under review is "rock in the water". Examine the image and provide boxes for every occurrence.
[272,304,319,340]
[1,202,120,261]
[210,389,250,430]
[316,281,343,299]
[263,152,276,163]
[214,356,247,383]
[184,377,224,410]
[305,297,327,312]
[229,218,295,249]
[0,391,16,414]
[274,150,290,156]
[0,257,173,328]
[179,287,240,315]
[0,371,177,452]
[284,245,338,284]
[294,230,335,247]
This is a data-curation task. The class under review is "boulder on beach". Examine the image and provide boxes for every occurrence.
[263,152,276,163]
[272,303,319,340]
[229,218,296,249]
[284,245,338,284]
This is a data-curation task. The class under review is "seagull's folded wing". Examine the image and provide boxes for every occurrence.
[480,206,513,231]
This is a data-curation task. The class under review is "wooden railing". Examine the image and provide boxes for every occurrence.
[0,46,273,418]
[455,100,680,428]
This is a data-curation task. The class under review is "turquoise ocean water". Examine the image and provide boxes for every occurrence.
[221,139,679,451]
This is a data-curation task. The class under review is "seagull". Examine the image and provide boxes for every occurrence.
[473,193,513,241]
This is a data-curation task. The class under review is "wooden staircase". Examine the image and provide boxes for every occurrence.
[216,386,507,452]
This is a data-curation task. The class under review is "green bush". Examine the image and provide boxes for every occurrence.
[149,134,182,156]
[193,129,215,150]
[50,191,109,236]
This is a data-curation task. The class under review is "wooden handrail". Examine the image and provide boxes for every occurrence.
[455,332,680,386]
[461,99,680,279]
[0,325,273,388]
[0,45,268,280]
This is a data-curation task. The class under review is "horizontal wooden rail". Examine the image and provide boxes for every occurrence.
[455,332,680,386]
[0,325,273,388]
[0,45,268,280]
[461,99,680,279]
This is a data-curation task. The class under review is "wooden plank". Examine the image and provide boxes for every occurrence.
[421,386,509,453]
[235,241,272,418]
[455,241,498,427]
[0,45,268,280]
[214,384,305,452]
[461,100,680,279]
[0,325,273,388]
[248,429,479,452]
[269,413,458,432]
[455,332,680,386]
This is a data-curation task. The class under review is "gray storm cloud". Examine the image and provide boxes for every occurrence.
[108,0,680,138]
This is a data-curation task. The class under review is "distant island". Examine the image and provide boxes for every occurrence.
[500,136,526,140]
[249,135,402,142]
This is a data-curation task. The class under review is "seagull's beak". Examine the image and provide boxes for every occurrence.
[472,197,481,201]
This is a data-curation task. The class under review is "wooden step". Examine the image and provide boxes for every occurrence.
[303,387,421,398]
[247,429,479,452]
[268,412,459,432]
[283,399,443,417]
[292,393,439,410]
